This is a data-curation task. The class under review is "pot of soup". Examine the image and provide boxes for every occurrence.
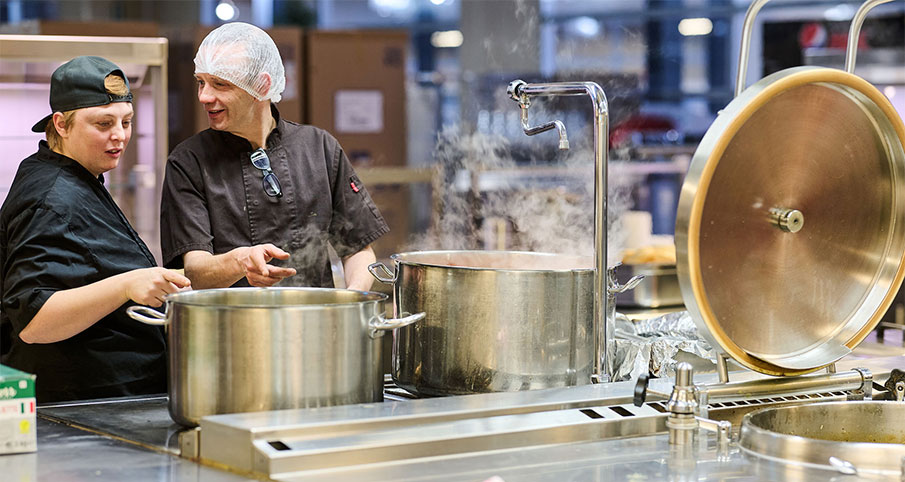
[127,287,423,426]
[369,250,597,396]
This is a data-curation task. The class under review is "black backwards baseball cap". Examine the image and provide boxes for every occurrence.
[31,56,133,133]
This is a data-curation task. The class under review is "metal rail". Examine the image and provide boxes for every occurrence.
[663,362,872,445]
[845,0,894,73]
[737,0,893,97]
[697,368,870,403]
[735,0,771,97]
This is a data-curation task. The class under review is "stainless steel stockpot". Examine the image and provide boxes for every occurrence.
[739,401,905,475]
[370,250,596,396]
[126,287,423,426]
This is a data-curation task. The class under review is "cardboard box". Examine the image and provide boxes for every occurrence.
[306,30,408,167]
[191,26,305,134]
[0,365,36,455]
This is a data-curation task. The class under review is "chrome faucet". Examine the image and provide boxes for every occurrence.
[508,80,570,150]
[507,78,612,382]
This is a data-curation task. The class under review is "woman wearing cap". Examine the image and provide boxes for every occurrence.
[0,56,190,403]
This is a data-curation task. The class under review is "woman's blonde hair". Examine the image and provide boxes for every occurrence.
[104,74,129,96]
[45,73,131,151]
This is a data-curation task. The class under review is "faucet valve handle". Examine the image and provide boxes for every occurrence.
[507,79,527,102]
[633,373,650,407]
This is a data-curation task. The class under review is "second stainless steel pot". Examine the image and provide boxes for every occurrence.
[370,250,596,396]
[127,288,423,426]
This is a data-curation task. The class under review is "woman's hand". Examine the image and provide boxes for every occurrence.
[123,268,192,307]
[22,268,193,344]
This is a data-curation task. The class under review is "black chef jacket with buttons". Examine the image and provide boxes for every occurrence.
[161,106,389,287]
[0,142,167,403]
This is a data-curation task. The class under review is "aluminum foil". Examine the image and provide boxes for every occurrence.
[633,310,700,339]
[610,310,716,381]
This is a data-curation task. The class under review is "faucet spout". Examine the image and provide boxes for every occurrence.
[510,80,570,150]
[518,104,569,150]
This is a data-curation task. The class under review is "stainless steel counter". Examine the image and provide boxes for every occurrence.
[275,432,851,482]
[7,415,883,482]
[1,416,253,481]
[38,395,182,454]
[7,355,904,481]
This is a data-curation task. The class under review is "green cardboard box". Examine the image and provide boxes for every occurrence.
[0,365,36,454]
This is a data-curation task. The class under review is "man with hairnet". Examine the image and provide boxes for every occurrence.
[160,22,389,289]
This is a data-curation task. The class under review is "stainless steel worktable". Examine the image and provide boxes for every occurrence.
[5,347,903,481]
[2,397,254,482]
[2,397,863,482]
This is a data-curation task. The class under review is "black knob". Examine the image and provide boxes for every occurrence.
[884,368,905,394]
[633,373,650,407]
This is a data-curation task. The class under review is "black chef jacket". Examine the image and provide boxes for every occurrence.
[0,142,166,403]
[161,105,389,287]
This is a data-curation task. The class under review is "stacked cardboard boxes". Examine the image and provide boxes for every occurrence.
[305,30,407,168]
[306,30,410,259]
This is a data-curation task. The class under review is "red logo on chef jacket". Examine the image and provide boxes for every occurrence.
[350,178,360,193]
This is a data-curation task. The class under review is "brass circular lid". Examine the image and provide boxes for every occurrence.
[676,67,905,376]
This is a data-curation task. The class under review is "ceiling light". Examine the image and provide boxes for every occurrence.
[885,86,897,99]
[216,0,238,21]
[678,18,712,36]
[824,4,855,21]
[570,16,600,38]
[431,30,463,48]
[370,0,411,11]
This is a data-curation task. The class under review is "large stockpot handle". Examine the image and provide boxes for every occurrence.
[608,274,644,295]
[606,263,644,295]
[368,312,425,338]
[126,306,168,326]
[368,262,398,284]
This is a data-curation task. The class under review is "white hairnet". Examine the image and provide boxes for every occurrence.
[195,22,286,103]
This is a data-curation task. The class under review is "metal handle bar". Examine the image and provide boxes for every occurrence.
[368,262,397,284]
[845,0,894,73]
[126,305,168,326]
[368,312,425,338]
[736,0,893,97]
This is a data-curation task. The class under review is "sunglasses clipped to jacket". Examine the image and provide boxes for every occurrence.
[249,148,283,198]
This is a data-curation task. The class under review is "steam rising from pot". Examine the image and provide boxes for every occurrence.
[408,127,632,267]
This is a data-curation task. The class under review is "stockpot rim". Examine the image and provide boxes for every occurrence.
[389,249,596,273]
[161,286,389,308]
